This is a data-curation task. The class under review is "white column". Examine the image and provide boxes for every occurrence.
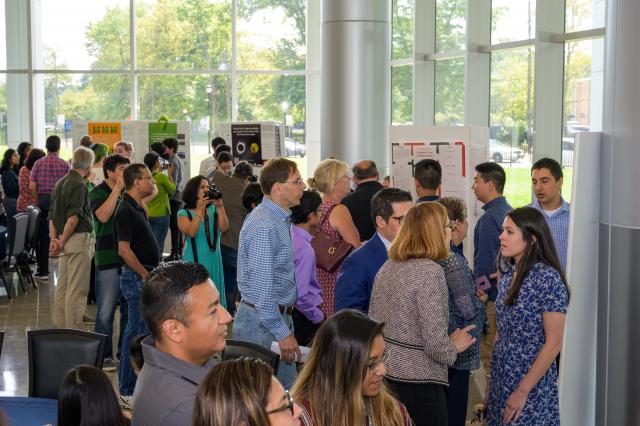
[5,0,30,146]
[305,0,321,176]
[464,0,490,126]
[412,0,434,125]
[321,0,391,167]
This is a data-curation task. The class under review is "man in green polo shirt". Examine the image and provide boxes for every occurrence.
[49,146,95,329]
[90,154,130,370]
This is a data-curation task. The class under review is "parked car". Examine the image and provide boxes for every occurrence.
[489,139,524,163]
[284,138,307,157]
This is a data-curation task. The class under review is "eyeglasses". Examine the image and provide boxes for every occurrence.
[389,215,404,224]
[266,390,295,416]
[281,177,305,185]
[367,352,389,374]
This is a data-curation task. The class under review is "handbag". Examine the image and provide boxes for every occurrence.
[310,204,353,272]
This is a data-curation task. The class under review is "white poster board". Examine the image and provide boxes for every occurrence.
[71,120,192,180]
[389,125,489,260]
[217,121,284,166]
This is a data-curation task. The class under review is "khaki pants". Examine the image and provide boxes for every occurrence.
[480,301,497,382]
[53,232,95,329]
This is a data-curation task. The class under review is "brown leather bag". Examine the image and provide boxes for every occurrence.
[311,204,353,272]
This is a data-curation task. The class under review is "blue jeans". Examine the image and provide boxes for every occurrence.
[94,267,126,360]
[221,245,238,315]
[148,215,170,255]
[232,302,297,389]
[118,267,148,396]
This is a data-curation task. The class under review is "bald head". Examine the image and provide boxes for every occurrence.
[352,160,379,185]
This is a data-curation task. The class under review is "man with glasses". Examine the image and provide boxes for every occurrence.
[114,163,160,408]
[334,188,412,314]
[232,158,305,389]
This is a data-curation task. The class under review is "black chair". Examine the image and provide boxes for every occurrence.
[0,213,29,298]
[222,339,280,375]
[0,331,4,358]
[27,329,107,399]
[23,207,40,289]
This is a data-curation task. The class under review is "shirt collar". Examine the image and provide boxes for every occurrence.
[482,196,507,211]
[291,224,312,241]
[262,197,291,221]
[531,197,570,215]
[377,232,392,251]
[141,336,218,385]
[417,194,439,203]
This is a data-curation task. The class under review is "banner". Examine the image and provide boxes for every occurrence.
[88,122,121,149]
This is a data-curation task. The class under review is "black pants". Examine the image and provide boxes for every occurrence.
[292,309,321,347]
[36,195,51,276]
[447,369,470,426]
[169,199,183,256]
[386,379,448,426]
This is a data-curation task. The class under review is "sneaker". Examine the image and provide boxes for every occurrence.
[34,273,48,280]
[119,394,133,410]
[102,358,118,372]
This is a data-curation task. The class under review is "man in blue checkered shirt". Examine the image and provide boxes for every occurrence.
[232,158,306,388]
[530,158,570,271]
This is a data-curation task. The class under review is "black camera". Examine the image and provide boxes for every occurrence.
[205,183,222,200]
[248,174,258,183]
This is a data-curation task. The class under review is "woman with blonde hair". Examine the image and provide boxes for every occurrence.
[369,202,477,426]
[193,357,301,426]
[291,309,413,426]
[307,159,360,316]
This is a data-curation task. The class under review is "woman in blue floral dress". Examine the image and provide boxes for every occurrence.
[486,207,569,425]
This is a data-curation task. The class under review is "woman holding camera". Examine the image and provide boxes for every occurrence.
[178,175,229,309]
[144,151,175,255]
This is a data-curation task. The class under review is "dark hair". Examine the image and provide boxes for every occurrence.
[162,137,179,152]
[499,207,570,306]
[233,162,254,179]
[17,142,31,169]
[194,358,274,426]
[352,160,378,180]
[103,154,130,179]
[370,188,412,225]
[182,175,208,209]
[46,135,61,152]
[1,149,16,170]
[58,365,129,426]
[290,190,322,224]
[242,182,264,212]
[211,137,226,149]
[130,334,147,373]
[123,163,148,190]
[475,162,506,194]
[215,144,231,155]
[216,151,232,164]
[414,159,442,190]
[141,261,211,340]
[25,148,46,170]
[531,157,563,180]
[259,158,298,195]
[143,151,160,171]
[150,142,166,157]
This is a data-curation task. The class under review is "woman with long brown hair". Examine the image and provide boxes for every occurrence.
[291,309,412,426]
[486,207,569,425]
[193,357,301,426]
[369,202,476,426]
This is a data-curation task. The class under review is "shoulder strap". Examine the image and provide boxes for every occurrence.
[316,203,338,231]
[185,209,199,263]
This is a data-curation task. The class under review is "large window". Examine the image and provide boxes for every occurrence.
[435,57,464,126]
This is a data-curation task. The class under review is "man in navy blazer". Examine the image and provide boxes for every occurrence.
[334,188,413,314]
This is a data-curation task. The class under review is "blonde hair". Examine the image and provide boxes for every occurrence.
[388,201,450,262]
[307,159,349,194]
[437,196,467,222]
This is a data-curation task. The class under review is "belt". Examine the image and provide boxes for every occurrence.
[241,300,294,315]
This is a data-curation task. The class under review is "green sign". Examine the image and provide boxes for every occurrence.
[149,116,177,146]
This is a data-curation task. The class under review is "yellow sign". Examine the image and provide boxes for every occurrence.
[88,122,122,150]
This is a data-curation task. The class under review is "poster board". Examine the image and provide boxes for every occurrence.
[389,125,489,260]
[217,121,284,166]
[72,120,191,180]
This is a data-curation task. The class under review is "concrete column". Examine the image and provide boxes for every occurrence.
[597,0,640,424]
[464,0,490,126]
[5,0,30,146]
[321,0,391,169]
[413,0,435,126]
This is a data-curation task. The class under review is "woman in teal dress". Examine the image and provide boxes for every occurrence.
[178,175,229,308]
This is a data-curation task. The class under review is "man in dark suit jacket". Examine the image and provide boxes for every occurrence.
[334,188,412,313]
[341,160,384,241]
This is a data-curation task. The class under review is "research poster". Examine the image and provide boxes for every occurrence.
[231,123,262,165]
[87,122,121,149]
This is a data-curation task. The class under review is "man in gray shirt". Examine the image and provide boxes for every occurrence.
[132,261,232,425]
[162,137,184,261]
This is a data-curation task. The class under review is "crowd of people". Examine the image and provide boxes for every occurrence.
[9,134,571,425]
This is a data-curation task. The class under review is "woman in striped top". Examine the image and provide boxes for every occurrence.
[291,310,413,426]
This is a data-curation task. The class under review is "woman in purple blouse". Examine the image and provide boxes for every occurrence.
[290,190,325,346]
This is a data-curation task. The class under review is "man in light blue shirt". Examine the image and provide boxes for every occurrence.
[232,158,306,388]
[530,158,570,271]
